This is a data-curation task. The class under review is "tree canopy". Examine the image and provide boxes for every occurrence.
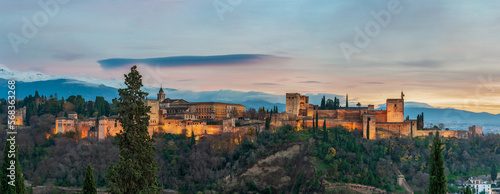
[429,131,447,194]
[106,65,160,193]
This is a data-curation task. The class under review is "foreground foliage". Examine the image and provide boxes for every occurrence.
[83,164,97,194]
[0,118,498,193]
[307,127,499,193]
[429,131,447,194]
[106,66,160,193]
[0,140,27,193]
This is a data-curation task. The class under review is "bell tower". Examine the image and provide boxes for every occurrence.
[157,84,165,101]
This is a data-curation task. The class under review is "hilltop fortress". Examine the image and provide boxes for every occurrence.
[284,92,482,140]
[48,89,482,141]
[55,86,245,140]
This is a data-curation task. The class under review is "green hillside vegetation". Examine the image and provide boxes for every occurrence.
[1,118,499,193]
[1,92,499,193]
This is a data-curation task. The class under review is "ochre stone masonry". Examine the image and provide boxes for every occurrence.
[285,93,482,140]
[55,86,246,141]
[50,90,483,141]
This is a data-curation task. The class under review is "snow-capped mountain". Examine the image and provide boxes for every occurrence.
[0,65,127,89]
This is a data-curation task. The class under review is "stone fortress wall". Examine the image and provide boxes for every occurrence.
[284,92,482,140]
[54,87,247,141]
[44,89,485,141]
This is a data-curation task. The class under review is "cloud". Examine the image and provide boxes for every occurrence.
[52,53,84,61]
[62,80,100,87]
[377,101,435,109]
[254,83,280,86]
[299,81,321,84]
[177,79,195,82]
[399,60,442,68]
[159,89,285,104]
[98,54,286,69]
[359,82,384,84]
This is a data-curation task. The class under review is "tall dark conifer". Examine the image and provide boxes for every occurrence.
[83,164,97,194]
[0,141,15,193]
[323,120,327,142]
[346,94,348,108]
[312,115,315,133]
[321,96,326,110]
[429,131,447,194]
[464,185,472,194]
[491,163,497,182]
[14,145,25,194]
[265,115,271,130]
[417,115,420,128]
[190,130,196,146]
[106,66,160,194]
[315,111,319,133]
[0,140,26,194]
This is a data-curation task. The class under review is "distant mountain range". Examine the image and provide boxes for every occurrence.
[404,107,500,134]
[0,67,128,88]
[1,68,499,133]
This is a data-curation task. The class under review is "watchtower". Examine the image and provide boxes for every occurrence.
[286,93,301,116]
[386,99,404,122]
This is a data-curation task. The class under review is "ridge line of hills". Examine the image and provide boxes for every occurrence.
[0,71,499,133]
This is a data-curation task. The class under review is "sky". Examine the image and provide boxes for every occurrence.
[1,0,500,114]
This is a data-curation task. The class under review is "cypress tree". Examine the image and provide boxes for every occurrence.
[312,115,315,133]
[0,140,15,193]
[333,97,337,110]
[265,115,271,130]
[190,130,196,146]
[429,131,447,194]
[25,108,32,125]
[321,96,326,110]
[83,164,97,194]
[346,94,348,108]
[95,97,104,117]
[323,120,327,142]
[13,145,25,194]
[417,115,420,129]
[106,66,160,194]
[464,185,472,194]
[491,163,497,182]
[315,111,319,134]
[0,139,26,194]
